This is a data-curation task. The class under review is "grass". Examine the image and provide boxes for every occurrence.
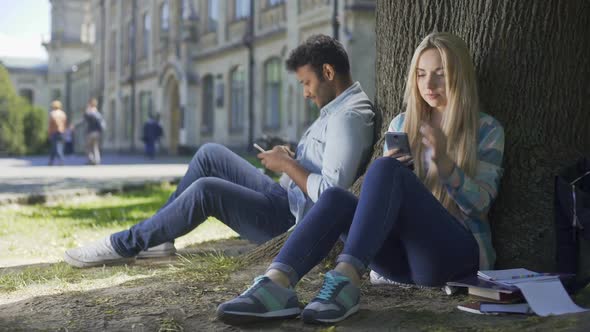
[0,182,237,265]
[0,182,241,296]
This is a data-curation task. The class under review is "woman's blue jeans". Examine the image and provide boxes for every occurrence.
[111,143,295,257]
[271,157,479,287]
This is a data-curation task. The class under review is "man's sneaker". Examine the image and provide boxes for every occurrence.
[64,236,133,268]
[302,270,360,324]
[216,275,301,325]
[136,242,177,259]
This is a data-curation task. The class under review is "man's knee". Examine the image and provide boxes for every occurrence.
[193,142,226,162]
[185,177,230,205]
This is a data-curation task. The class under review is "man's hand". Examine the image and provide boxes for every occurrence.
[258,146,294,173]
[280,145,295,158]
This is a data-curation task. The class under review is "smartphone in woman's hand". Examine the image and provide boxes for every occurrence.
[385,132,411,156]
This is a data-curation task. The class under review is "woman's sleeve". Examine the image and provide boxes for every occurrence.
[440,119,505,217]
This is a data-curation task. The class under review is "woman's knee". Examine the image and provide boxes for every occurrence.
[368,157,405,175]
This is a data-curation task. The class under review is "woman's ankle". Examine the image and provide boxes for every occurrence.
[264,269,292,289]
[334,263,362,287]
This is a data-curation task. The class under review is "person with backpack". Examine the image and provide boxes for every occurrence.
[83,98,105,165]
[142,113,164,159]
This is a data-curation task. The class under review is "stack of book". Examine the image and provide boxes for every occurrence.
[447,268,562,315]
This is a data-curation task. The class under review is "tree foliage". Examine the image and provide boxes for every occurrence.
[0,65,47,155]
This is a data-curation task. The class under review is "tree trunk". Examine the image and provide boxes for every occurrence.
[245,0,590,271]
[374,0,590,270]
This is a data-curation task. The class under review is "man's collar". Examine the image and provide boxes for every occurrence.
[320,81,360,115]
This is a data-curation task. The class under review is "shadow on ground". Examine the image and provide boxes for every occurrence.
[1,238,590,332]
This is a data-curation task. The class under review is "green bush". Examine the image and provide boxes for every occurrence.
[0,64,48,155]
[23,103,48,154]
[0,65,25,155]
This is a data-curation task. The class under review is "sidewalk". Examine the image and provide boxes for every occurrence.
[0,153,191,205]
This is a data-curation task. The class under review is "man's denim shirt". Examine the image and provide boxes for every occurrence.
[282,81,375,223]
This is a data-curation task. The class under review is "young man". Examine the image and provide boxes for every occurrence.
[47,100,67,166]
[64,34,376,268]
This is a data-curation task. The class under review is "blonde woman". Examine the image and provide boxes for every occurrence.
[217,32,505,325]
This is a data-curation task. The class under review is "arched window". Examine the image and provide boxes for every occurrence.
[201,75,214,134]
[229,66,245,132]
[264,58,282,130]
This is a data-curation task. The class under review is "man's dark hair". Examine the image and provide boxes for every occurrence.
[286,34,350,80]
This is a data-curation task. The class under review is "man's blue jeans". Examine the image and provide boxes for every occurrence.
[111,143,295,257]
[48,132,64,164]
[270,157,479,287]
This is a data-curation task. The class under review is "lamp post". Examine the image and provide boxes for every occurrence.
[332,0,340,40]
[245,0,255,146]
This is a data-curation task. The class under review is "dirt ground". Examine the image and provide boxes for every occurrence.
[1,239,590,332]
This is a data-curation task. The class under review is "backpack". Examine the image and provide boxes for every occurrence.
[554,157,590,292]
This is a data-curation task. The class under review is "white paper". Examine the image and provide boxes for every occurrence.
[478,268,535,280]
[497,275,560,286]
[515,280,589,316]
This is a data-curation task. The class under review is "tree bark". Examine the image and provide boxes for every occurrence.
[374,0,590,270]
[245,0,590,271]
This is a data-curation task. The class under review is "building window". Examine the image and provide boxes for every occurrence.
[139,91,153,129]
[121,96,130,140]
[109,100,116,142]
[234,0,250,19]
[229,66,245,132]
[19,89,34,105]
[51,89,61,102]
[207,0,218,32]
[142,13,151,58]
[264,58,282,129]
[160,1,169,32]
[127,21,135,67]
[109,31,116,70]
[201,75,214,134]
[267,0,285,7]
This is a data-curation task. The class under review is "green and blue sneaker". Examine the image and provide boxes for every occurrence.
[216,275,301,325]
[302,270,360,324]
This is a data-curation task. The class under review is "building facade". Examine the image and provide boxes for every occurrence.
[5,0,376,154]
[94,0,375,153]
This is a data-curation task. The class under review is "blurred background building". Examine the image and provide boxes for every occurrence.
[3,0,376,154]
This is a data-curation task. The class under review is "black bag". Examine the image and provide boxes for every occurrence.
[555,157,590,291]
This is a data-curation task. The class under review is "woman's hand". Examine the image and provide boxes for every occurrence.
[420,122,455,177]
[384,148,414,169]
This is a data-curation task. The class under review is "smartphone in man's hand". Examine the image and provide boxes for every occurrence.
[253,143,267,153]
[385,132,411,156]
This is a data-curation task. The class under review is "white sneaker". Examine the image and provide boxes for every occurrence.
[64,236,133,268]
[136,242,177,259]
[369,270,433,289]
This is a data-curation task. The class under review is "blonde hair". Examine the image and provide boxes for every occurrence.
[402,32,479,215]
[51,100,62,110]
[89,98,98,107]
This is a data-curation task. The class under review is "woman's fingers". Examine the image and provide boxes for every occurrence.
[384,148,400,158]
[397,154,412,162]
